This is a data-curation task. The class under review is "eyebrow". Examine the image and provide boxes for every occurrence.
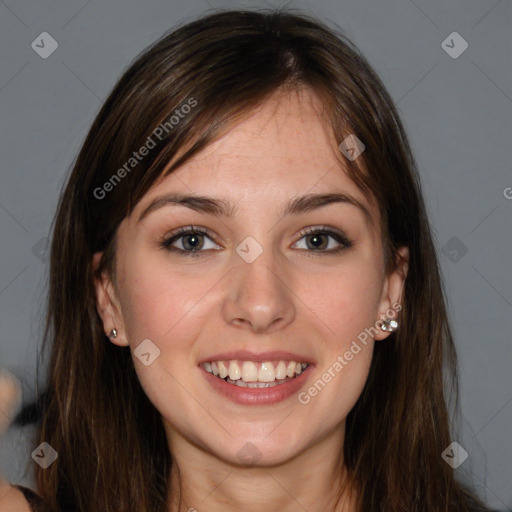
[137,192,373,227]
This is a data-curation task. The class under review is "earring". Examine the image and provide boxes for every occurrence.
[380,319,398,332]
[108,328,118,339]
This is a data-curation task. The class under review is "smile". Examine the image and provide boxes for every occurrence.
[201,360,309,388]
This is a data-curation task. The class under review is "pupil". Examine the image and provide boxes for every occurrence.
[185,234,201,249]
[309,234,326,250]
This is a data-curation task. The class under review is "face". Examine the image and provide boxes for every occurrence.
[94,88,408,467]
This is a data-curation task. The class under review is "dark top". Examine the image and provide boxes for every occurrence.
[14,485,43,508]
[14,484,75,512]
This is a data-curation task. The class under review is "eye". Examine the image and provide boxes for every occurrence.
[160,224,353,257]
[292,225,353,255]
[160,225,221,257]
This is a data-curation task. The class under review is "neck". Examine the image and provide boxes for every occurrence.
[166,425,358,512]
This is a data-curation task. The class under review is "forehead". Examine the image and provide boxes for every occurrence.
[134,89,379,224]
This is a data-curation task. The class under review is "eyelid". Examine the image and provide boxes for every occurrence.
[162,225,216,241]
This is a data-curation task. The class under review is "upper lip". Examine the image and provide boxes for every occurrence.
[198,350,315,364]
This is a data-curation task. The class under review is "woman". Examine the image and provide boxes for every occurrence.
[0,8,498,512]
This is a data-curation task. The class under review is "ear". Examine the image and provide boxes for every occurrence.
[92,252,129,347]
[373,246,409,341]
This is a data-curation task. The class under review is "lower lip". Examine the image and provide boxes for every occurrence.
[200,365,314,405]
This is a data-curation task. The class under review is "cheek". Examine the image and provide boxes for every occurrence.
[295,345,373,446]
[296,280,377,438]
[116,257,216,433]
[295,257,381,419]
[116,254,221,410]
[118,252,213,346]
[308,257,383,347]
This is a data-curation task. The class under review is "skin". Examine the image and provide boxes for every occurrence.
[0,373,31,512]
[93,88,409,512]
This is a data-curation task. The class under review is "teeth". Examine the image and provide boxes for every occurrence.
[228,360,241,380]
[202,359,310,384]
[232,378,280,388]
[241,361,259,382]
[218,361,228,379]
[275,361,287,380]
[258,362,275,382]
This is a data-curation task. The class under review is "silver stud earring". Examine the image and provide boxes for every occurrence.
[380,319,398,332]
[109,328,118,339]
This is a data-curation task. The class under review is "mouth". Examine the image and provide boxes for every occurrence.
[201,359,310,388]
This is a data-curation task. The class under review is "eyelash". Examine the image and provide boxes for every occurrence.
[160,224,353,258]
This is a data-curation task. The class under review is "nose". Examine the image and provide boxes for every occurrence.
[222,246,296,334]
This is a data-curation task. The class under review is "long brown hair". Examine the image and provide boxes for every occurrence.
[31,8,491,511]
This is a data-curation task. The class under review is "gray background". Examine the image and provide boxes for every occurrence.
[0,0,511,509]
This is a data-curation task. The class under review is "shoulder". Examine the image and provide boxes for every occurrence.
[0,483,34,511]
